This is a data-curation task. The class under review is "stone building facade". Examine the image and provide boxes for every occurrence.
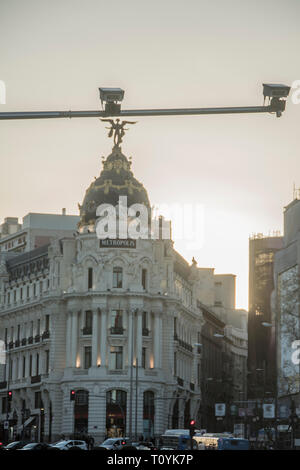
[0,143,247,443]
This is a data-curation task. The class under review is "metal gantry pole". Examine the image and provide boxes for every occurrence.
[0,104,278,121]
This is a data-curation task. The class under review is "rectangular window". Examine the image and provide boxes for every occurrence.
[35,391,41,409]
[33,284,36,297]
[37,319,41,336]
[142,312,147,330]
[45,314,50,331]
[23,356,26,378]
[110,346,123,369]
[9,359,12,380]
[88,268,93,290]
[14,290,16,302]
[20,287,23,300]
[36,353,39,375]
[45,350,49,373]
[29,355,32,377]
[85,311,93,329]
[142,269,147,290]
[111,310,123,334]
[142,312,149,336]
[40,280,43,295]
[27,286,30,299]
[142,348,146,368]
[84,346,92,369]
[174,352,177,376]
[113,267,123,288]
[30,321,33,336]
[17,325,20,341]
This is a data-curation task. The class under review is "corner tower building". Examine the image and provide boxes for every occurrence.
[0,143,204,443]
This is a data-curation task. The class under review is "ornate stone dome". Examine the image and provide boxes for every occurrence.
[78,145,151,228]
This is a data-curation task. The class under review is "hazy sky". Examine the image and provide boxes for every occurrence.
[1,0,300,309]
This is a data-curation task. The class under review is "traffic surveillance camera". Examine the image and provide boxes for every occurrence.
[99,87,125,103]
[99,88,124,116]
[263,83,290,99]
[262,83,290,118]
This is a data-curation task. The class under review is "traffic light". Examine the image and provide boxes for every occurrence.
[70,390,76,401]
[7,391,12,402]
[189,419,196,438]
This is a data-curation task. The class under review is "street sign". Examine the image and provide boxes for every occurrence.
[263,404,275,418]
[3,420,9,429]
[215,403,226,417]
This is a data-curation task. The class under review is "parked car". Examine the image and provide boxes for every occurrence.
[51,440,88,451]
[98,438,129,450]
[3,441,31,450]
[19,442,55,451]
[132,441,157,450]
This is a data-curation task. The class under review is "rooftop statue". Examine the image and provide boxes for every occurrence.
[101,118,137,147]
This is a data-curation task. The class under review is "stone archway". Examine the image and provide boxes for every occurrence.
[106,389,127,438]
[74,390,89,436]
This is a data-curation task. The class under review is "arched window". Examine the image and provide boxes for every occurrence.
[88,267,93,290]
[106,390,127,437]
[143,391,155,438]
[74,389,89,435]
[113,267,123,288]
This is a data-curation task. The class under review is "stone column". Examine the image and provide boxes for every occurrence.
[128,310,133,368]
[100,309,107,367]
[154,312,161,369]
[71,311,78,367]
[66,312,72,368]
[92,310,99,366]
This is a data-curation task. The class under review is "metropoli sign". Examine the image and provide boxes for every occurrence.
[100,239,136,248]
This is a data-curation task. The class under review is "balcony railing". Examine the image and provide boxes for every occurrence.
[8,341,14,350]
[28,336,33,344]
[82,326,92,335]
[110,327,124,335]
[35,334,40,343]
[15,339,20,348]
[31,374,41,384]
[142,328,149,336]
[177,339,193,352]
[177,377,184,387]
[42,330,50,340]
[190,382,195,391]
[21,338,27,346]
[0,381,7,389]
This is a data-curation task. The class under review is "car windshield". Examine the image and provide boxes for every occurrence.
[5,441,21,448]
[22,443,37,449]
[102,439,118,445]
[53,441,69,447]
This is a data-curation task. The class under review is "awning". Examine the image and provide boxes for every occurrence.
[18,416,36,431]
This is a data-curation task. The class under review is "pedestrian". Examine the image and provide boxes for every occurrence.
[89,435,94,450]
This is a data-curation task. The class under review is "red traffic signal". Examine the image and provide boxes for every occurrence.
[70,390,76,401]
[189,419,196,427]
[7,391,12,401]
